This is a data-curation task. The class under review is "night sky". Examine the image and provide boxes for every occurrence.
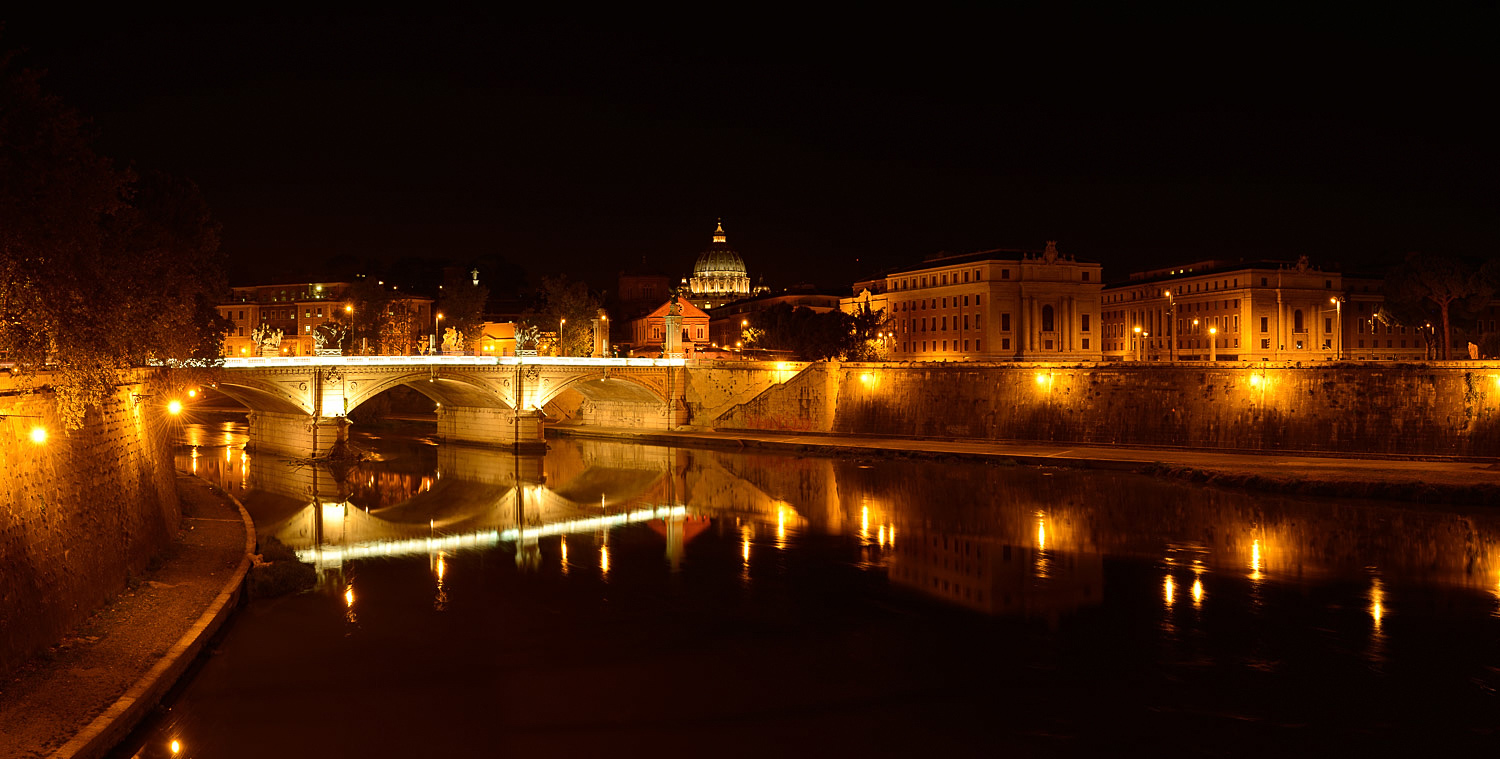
[5,8,1496,293]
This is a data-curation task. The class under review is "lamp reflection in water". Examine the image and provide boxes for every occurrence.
[1191,574,1204,607]
[343,583,357,625]
[1367,574,1388,665]
[433,552,447,612]
[1034,512,1050,579]
[560,536,569,576]
[1164,575,1175,607]
[1250,538,1264,581]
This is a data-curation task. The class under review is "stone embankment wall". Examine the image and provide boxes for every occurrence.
[705,361,1500,457]
[0,369,180,674]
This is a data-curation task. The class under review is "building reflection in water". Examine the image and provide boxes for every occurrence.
[173,428,1500,634]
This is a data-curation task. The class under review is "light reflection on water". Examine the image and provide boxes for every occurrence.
[143,423,1500,754]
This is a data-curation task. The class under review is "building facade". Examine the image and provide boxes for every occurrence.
[218,281,434,357]
[627,298,711,357]
[1100,258,1429,362]
[879,242,1103,361]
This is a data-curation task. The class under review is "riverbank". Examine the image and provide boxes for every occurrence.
[0,474,253,759]
[550,426,1500,505]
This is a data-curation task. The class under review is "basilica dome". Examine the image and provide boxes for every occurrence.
[688,222,751,309]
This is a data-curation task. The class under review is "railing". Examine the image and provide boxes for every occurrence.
[222,355,687,369]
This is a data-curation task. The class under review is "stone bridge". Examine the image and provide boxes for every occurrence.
[216,355,699,456]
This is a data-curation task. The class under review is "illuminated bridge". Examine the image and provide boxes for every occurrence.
[215,355,692,456]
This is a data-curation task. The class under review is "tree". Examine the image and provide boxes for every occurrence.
[526,276,602,357]
[437,271,489,352]
[1385,253,1493,360]
[1,54,229,426]
[843,300,893,361]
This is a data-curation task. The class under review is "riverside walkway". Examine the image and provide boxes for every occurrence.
[0,475,252,759]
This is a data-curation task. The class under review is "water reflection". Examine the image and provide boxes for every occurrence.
[147,423,1500,753]
[175,423,1500,620]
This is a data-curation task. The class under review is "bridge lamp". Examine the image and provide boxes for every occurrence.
[167,399,183,415]
[187,389,198,398]
[30,426,47,444]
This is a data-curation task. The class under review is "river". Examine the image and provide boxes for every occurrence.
[114,419,1500,755]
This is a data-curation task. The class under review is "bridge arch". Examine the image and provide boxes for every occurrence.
[534,370,667,409]
[213,378,314,415]
[343,370,514,416]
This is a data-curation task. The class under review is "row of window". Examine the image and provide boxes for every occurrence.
[893,268,988,291]
[898,294,984,311]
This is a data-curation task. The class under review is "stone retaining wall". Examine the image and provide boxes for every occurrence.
[0,369,180,674]
[705,361,1500,457]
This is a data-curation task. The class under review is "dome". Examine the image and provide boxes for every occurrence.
[687,221,751,308]
[693,222,747,277]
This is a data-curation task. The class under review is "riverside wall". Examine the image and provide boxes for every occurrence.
[0,369,181,674]
[704,361,1500,458]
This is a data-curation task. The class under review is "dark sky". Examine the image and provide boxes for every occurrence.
[5,7,1497,291]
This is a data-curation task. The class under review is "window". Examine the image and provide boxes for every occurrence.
[975,269,982,281]
[1041,305,1055,332]
[976,339,983,351]
[963,295,970,306]
[1082,338,1090,350]
[1324,317,1333,334]
[964,339,970,350]
[1001,313,1011,331]
[1083,271,1090,281]
[942,340,947,351]
[1260,316,1269,333]
[942,297,948,308]
[1002,269,1011,279]
[1294,310,1305,333]
[1296,340,1304,350]
[964,315,971,329]
[963,272,970,283]
[942,316,948,330]
[1261,338,1270,349]
[976,295,982,305]
[1081,314,1091,332]
[238,310,244,320]
[1261,278,1268,286]
[1002,338,1010,350]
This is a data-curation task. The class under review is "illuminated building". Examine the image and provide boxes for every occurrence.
[218,281,434,357]
[685,222,765,310]
[1100,258,1432,362]
[876,242,1103,361]
[626,298,711,357]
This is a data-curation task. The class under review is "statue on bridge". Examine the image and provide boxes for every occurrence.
[515,324,540,357]
[251,324,283,356]
[441,326,461,354]
[313,322,347,355]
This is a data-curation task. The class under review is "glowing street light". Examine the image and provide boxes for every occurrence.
[1133,325,1142,361]
[167,399,183,415]
[1330,296,1343,360]
[30,426,47,444]
[558,318,566,357]
[1208,326,1218,362]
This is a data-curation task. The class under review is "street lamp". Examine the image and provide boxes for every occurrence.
[558,318,566,356]
[434,312,444,355]
[1208,326,1218,362]
[1133,325,1141,361]
[1163,290,1176,363]
[1329,296,1343,360]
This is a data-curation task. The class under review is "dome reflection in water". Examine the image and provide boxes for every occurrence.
[125,423,1500,756]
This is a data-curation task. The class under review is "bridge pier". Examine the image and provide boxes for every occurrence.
[247,411,349,458]
[437,405,547,452]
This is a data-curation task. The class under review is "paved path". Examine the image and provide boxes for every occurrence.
[0,475,251,759]
[552,427,1500,495]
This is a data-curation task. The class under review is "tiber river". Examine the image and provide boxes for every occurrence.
[115,420,1500,756]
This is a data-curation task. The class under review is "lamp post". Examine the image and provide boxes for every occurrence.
[1329,296,1343,360]
[1133,326,1141,362]
[434,312,444,355]
[1163,290,1176,363]
[558,318,566,357]
[1209,326,1218,362]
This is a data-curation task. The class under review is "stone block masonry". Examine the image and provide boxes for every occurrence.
[704,361,1500,458]
[0,369,181,675]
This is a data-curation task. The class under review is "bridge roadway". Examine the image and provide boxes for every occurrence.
[216,355,696,456]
